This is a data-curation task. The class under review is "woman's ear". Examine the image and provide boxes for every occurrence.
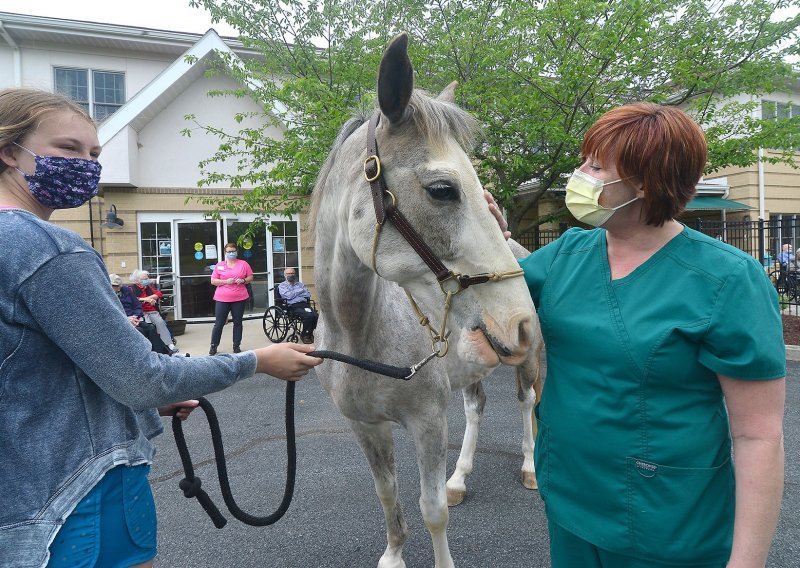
[0,144,19,169]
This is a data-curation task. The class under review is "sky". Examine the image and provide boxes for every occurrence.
[0,0,240,36]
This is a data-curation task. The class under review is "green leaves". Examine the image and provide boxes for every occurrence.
[186,0,799,231]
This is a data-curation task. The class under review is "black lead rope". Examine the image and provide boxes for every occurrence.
[309,350,413,380]
[171,385,296,529]
[171,350,414,529]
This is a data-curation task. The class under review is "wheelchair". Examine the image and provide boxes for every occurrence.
[262,287,317,343]
[769,264,799,301]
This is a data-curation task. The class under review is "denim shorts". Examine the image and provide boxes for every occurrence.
[48,464,157,567]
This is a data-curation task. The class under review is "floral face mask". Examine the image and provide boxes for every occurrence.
[14,143,102,209]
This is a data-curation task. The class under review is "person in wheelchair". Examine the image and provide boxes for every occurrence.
[278,267,318,343]
[109,273,173,355]
[778,243,796,272]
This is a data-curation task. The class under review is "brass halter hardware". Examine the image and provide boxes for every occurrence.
[364,110,523,371]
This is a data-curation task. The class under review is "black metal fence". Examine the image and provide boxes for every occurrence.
[514,228,563,252]
[517,217,800,344]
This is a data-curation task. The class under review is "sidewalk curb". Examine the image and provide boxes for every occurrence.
[787,345,800,362]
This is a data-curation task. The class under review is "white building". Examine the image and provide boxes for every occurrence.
[0,12,304,321]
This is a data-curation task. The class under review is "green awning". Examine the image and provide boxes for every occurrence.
[684,196,751,211]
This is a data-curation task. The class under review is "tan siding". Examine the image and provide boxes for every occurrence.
[48,188,319,299]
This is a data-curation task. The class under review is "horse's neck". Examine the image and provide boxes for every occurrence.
[315,216,397,339]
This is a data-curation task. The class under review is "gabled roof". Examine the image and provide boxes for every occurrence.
[98,29,286,146]
[0,11,250,57]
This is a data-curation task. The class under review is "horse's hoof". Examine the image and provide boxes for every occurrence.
[521,470,538,490]
[446,486,465,506]
[377,555,406,568]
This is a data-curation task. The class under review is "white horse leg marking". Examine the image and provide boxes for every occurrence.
[446,382,486,506]
[349,420,408,568]
[518,369,538,489]
[517,340,544,489]
[410,415,455,568]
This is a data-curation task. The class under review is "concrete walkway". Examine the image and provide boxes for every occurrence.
[172,317,272,357]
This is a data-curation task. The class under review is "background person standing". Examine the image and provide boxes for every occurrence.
[209,242,254,354]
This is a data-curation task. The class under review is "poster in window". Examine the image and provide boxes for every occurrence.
[272,237,285,252]
[158,241,172,256]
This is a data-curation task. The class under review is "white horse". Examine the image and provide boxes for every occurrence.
[310,33,542,568]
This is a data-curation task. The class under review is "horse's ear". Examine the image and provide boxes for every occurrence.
[437,81,458,103]
[378,33,413,125]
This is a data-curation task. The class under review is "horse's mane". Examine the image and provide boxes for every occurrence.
[309,91,481,231]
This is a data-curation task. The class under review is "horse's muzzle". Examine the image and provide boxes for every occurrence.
[467,312,533,367]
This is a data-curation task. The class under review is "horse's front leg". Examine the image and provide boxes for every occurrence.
[349,420,408,568]
[517,341,544,489]
[445,381,485,506]
[410,413,455,568]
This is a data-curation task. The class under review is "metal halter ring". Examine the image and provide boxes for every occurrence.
[439,273,465,296]
[364,155,381,182]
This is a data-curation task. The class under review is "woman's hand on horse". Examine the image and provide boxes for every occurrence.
[254,343,323,381]
[159,400,200,421]
[484,190,511,241]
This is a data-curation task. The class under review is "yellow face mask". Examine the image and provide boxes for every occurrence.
[565,169,639,227]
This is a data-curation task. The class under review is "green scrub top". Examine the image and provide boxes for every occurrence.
[520,226,785,565]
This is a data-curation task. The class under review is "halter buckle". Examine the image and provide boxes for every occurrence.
[364,155,381,182]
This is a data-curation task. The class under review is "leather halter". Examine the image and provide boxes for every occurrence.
[363,110,523,357]
[365,111,521,293]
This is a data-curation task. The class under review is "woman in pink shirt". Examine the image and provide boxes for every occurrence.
[209,242,254,354]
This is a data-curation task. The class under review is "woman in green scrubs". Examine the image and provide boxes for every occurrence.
[510,103,786,567]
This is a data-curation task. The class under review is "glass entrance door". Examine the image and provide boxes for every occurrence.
[225,221,269,316]
[175,220,220,319]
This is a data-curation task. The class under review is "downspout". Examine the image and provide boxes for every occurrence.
[757,148,767,264]
[757,147,766,221]
[755,92,767,264]
[0,22,21,87]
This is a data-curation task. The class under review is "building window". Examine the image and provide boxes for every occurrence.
[54,67,125,120]
[770,214,799,259]
[139,221,175,316]
[762,99,800,120]
[270,221,299,281]
[139,222,174,277]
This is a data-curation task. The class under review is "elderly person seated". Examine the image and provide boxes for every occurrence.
[129,269,182,354]
[778,243,796,272]
[277,267,319,344]
[109,273,173,355]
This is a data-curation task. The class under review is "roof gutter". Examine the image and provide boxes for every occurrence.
[0,21,21,87]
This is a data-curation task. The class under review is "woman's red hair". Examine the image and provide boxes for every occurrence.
[582,102,707,226]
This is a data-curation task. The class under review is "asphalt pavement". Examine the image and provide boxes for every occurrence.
[149,321,799,567]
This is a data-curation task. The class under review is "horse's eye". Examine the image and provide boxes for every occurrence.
[425,182,459,201]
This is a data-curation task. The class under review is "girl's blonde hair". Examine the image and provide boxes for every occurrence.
[0,88,95,174]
